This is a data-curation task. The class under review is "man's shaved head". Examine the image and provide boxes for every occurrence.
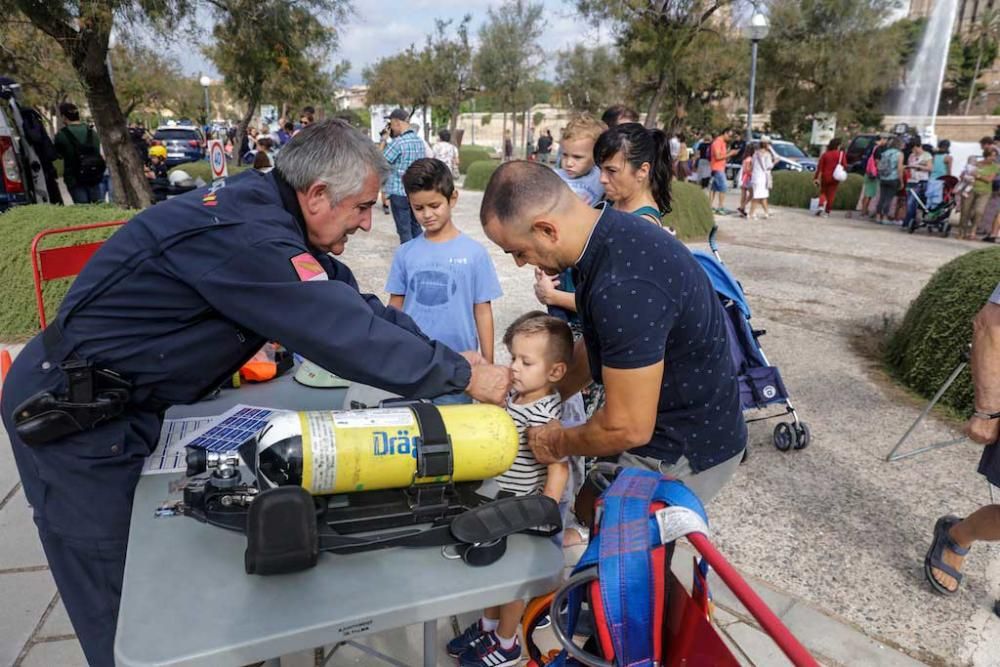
[480,160,602,275]
[480,160,570,227]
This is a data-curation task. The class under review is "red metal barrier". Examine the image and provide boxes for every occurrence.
[31,220,126,328]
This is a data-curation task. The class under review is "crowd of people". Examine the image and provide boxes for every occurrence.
[854,133,999,242]
[7,88,1000,665]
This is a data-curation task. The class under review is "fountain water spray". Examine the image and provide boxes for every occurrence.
[895,0,959,142]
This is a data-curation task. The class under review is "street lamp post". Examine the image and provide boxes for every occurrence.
[745,6,769,143]
[199,75,211,131]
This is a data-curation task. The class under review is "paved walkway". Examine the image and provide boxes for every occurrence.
[0,190,997,665]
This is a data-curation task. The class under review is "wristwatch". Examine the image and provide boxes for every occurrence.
[973,409,1000,420]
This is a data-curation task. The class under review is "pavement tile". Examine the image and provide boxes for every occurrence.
[713,606,739,628]
[724,621,794,667]
[0,570,55,666]
[0,429,20,504]
[327,619,457,667]
[780,601,927,667]
[20,638,87,667]
[0,489,46,571]
[37,596,74,639]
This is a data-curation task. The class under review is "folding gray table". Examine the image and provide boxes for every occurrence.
[114,376,564,666]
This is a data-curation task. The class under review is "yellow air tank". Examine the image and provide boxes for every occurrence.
[247,404,518,495]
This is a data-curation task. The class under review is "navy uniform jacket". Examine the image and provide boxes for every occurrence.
[1,171,472,536]
[35,169,471,405]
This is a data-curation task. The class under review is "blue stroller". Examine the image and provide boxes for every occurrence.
[691,227,810,451]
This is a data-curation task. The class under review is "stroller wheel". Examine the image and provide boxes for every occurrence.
[773,422,794,451]
[793,422,811,450]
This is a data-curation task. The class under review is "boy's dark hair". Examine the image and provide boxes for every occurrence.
[594,122,672,214]
[438,128,451,142]
[283,121,294,132]
[402,157,455,198]
[59,102,80,122]
[503,310,573,365]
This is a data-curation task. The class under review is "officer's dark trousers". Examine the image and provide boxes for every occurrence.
[1,337,156,667]
[389,194,422,243]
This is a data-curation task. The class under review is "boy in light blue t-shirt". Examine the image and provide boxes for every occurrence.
[386,158,502,403]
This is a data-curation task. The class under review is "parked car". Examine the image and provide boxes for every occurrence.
[0,98,30,212]
[152,125,206,166]
[726,139,817,185]
[845,134,879,174]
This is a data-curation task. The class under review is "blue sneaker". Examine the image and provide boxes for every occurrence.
[446,620,487,658]
[459,631,521,667]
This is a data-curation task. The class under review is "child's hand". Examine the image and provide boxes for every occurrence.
[533,268,561,305]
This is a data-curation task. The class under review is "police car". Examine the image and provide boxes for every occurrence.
[152,121,206,167]
[0,88,30,212]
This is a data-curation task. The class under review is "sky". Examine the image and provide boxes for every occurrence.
[164,0,615,86]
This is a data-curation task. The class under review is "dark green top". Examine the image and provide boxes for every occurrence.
[632,205,663,224]
[54,123,102,188]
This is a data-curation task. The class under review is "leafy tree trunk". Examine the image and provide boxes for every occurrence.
[15,2,152,208]
[965,43,985,115]
[448,100,460,138]
[423,103,430,141]
[645,72,670,129]
[511,107,517,158]
[78,60,151,208]
[235,91,260,166]
[501,110,507,153]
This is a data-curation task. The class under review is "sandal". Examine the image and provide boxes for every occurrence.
[924,515,969,595]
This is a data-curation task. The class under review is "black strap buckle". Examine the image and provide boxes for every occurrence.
[410,403,453,480]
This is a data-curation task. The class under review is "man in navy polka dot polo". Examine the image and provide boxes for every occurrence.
[481,161,747,505]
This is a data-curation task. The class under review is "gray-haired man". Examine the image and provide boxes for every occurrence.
[0,119,511,666]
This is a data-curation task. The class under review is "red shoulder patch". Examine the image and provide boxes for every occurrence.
[290,253,327,281]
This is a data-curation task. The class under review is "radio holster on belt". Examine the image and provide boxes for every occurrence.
[13,327,133,447]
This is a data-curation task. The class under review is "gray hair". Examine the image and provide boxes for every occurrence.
[275,119,390,203]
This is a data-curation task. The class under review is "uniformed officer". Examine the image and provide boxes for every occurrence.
[0,119,511,666]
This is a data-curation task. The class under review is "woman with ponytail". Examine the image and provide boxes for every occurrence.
[593,122,675,234]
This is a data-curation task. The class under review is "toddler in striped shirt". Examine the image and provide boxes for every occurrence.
[447,311,571,666]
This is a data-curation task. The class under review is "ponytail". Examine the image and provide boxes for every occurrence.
[648,128,673,215]
[593,122,673,216]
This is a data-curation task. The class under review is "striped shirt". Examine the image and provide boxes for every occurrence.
[383,129,427,196]
[496,392,562,496]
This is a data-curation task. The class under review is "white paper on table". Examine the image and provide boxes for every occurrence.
[143,416,216,475]
[143,404,290,475]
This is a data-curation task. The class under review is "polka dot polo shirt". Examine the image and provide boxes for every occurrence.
[574,205,748,472]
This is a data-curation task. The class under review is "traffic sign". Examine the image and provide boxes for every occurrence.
[208,140,228,180]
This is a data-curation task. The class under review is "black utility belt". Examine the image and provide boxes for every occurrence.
[13,360,132,446]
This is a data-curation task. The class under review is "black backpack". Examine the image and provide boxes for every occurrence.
[62,126,106,187]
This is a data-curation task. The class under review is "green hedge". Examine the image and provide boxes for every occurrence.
[0,204,138,341]
[460,146,493,175]
[169,161,248,183]
[463,160,500,190]
[885,247,1000,414]
[664,181,714,241]
[768,172,863,211]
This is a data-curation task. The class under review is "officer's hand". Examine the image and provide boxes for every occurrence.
[465,364,511,405]
[965,415,1000,445]
[527,420,565,465]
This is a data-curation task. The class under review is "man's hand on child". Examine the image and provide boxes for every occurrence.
[533,268,561,305]
[527,420,565,464]
[465,363,511,405]
[459,350,488,367]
